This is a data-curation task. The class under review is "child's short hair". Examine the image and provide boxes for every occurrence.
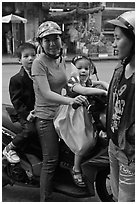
[16,42,36,59]
[72,55,97,74]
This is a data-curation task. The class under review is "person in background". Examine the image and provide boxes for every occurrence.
[3,42,36,163]
[6,30,12,54]
[31,21,87,201]
[107,11,135,202]
[66,55,108,187]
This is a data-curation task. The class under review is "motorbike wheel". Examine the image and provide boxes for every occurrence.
[95,167,114,202]
[2,165,10,187]
[2,147,10,187]
[2,174,9,187]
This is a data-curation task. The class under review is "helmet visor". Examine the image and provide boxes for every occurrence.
[108,16,134,32]
[39,29,62,38]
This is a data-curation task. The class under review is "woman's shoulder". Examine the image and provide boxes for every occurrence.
[32,54,48,75]
[34,53,46,63]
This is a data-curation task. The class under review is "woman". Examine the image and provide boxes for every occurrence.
[107,11,135,202]
[31,21,87,201]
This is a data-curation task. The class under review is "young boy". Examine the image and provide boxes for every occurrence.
[3,42,37,163]
[67,55,108,187]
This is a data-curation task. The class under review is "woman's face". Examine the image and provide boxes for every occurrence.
[112,27,133,60]
[41,34,62,56]
[75,59,90,83]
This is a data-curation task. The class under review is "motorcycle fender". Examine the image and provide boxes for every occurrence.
[2,127,16,144]
[2,157,15,186]
[2,168,14,186]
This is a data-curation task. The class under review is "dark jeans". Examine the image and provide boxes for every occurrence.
[36,118,59,202]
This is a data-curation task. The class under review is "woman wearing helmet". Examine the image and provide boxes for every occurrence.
[31,21,87,201]
[107,11,135,202]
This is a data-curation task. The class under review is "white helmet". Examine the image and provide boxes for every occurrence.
[107,10,135,34]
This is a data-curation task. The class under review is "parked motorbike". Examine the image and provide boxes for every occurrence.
[2,66,114,202]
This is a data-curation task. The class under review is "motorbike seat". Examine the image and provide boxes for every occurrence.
[2,104,22,134]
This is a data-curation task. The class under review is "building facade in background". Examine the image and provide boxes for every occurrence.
[2,2,135,55]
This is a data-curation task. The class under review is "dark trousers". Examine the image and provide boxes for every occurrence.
[36,118,59,202]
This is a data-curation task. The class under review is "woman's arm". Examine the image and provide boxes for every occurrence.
[34,75,87,105]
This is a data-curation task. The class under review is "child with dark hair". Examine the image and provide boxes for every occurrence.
[3,42,37,163]
[16,42,37,59]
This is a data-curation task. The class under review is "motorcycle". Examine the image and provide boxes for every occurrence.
[2,66,114,202]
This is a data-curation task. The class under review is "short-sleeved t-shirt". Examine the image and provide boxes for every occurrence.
[32,54,68,119]
[110,73,133,145]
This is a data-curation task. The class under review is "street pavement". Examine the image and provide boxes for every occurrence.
[2,53,118,65]
[2,185,100,202]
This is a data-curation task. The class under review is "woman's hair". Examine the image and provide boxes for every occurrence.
[120,27,135,65]
[16,42,36,59]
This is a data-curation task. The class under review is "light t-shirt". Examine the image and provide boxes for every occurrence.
[32,54,67,119]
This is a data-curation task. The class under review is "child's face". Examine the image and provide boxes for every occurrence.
[75,59,90,83]
[20,48,36,71]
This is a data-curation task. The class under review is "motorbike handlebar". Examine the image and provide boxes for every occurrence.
[72,103,80,109]
[72,94,107,110]
[72,101,89,110]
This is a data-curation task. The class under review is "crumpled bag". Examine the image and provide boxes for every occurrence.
[54,105,97,155]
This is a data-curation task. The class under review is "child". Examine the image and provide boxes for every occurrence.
[3,42,37,163]
[66,55,108,187]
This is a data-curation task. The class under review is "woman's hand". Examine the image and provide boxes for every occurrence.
[70,95,89,109]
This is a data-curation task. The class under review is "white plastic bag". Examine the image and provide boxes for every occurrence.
[54,105,97,155]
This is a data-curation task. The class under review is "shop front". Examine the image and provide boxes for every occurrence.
[2,2,104,56]
[47,5,104,55]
